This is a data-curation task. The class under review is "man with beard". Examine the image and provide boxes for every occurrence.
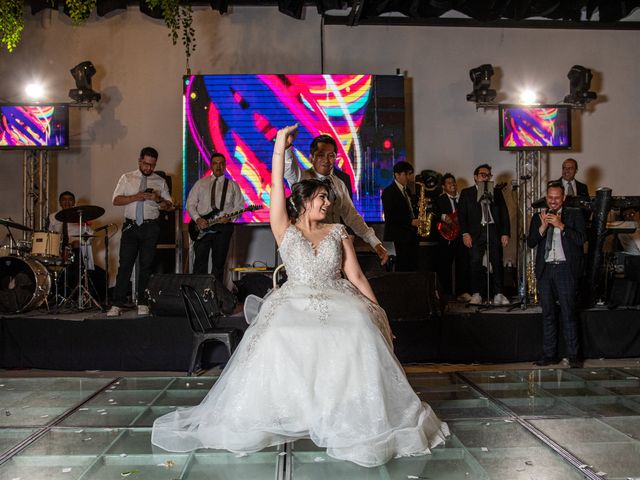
[528,181,586,368]
[107,147,173,316]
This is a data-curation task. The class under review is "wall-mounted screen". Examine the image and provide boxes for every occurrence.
[0,104,70,150]
[183,74,406,223]
[499,104,572,150]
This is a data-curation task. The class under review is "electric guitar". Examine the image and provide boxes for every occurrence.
[188,205,263,241]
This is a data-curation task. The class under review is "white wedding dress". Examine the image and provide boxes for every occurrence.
[151,223,449,467]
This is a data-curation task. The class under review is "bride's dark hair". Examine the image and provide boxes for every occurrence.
[286,179,331,221]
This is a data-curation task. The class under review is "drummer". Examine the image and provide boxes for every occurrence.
[47,191,95,270]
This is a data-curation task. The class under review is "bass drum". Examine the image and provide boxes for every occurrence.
[0,256,51,314]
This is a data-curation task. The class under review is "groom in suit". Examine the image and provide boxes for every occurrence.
[382,161,420,272]
[527,181,586,368]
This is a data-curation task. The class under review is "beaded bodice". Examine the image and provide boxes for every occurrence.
[279,224,347,285]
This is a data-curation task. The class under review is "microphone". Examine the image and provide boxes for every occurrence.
[95,223,115,232]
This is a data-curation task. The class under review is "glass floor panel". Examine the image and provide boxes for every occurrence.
[6,372,640,479]
[531,417,640,479]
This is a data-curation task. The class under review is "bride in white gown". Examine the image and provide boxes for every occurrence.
[151,125,449,467]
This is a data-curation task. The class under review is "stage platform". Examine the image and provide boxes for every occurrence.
[2,304,640,371]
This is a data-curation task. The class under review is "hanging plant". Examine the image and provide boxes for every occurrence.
[65,0,97,25]
[145,0,196,61]
[0,0,24,52]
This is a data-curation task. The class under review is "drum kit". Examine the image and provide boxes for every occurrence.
[0,205,105,314]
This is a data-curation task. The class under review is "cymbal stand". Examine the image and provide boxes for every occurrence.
[66,211,101,310]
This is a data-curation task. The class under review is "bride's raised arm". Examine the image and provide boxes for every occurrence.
[270,124,298,244]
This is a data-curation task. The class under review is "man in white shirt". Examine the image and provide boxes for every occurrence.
[284,134,388,265]
[107,147,173,317]
[186,153,245,279]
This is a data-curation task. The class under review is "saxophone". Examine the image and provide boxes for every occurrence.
[415,181,433,238]
[527,254,538,304]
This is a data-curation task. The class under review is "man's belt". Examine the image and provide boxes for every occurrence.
[124,218,158,225]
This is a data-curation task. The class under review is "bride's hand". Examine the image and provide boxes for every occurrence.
[275,124,298,149]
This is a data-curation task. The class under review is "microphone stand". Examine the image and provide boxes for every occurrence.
[477,181,497,309]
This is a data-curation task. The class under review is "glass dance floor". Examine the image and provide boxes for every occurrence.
[1,369,640,479]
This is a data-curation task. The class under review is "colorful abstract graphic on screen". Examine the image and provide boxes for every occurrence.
[500,106,571,150]
[0,105,69,149]
[183,75,405,223]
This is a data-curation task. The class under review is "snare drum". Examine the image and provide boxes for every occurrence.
[31,231,61,261]
[0,256,51,313]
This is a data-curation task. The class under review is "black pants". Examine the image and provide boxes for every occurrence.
[112,220,160,306]
[469,225,503,296]
[193,224,234,281]
[538,262,579,360]
[437,237,470,295]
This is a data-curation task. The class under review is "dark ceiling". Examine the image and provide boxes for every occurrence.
[26,0,640,29]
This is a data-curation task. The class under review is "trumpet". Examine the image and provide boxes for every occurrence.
[415,181,433,238]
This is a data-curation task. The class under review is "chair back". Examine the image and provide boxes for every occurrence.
[181,284,218,332]
[272,264,286,289]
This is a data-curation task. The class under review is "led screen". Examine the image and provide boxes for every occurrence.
[183,74,405,223]
[0,104,69,149]
[499,105,572,150]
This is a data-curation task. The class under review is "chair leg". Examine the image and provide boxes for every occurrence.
[188,341,203,376]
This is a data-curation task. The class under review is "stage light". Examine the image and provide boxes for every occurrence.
[68,61,101,104]
[466,64,497,104]
[518,89,538,105]
[25,82,45,101]
[383,138,393,150]
[563,65,597,106]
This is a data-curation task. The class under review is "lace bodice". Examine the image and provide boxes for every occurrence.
[279,224,348,285]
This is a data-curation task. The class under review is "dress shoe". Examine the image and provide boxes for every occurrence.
[106,306,122,317]
[533,358,559,367]
[469,293,483,305]
[493,293,510,306]
[137,304,150,316]
[568,358,583,369]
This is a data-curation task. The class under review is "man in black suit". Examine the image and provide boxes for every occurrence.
[559,158,589,197]
[458,164,511,305]
[382,161,419,272]
[527,181,586,368]
[435,173,469,298]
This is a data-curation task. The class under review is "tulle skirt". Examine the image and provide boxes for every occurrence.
[151,280,448,467]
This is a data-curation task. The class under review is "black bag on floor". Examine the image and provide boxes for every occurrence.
[147,274,236,317]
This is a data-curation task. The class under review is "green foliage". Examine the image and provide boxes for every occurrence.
[0,0,24,52]
[65,0,96,25]
[145,0,196,59]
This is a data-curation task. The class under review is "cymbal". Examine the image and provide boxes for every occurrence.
[0,218,32,232]
[55,205,105,223]
[71,234,98,238]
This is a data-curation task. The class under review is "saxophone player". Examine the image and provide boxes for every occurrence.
[382,161,420,272]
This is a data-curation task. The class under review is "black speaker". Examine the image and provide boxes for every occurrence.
[609,279,639,307]
[157,210,176,245]
[147,273,236,317]
[368,271,445,319]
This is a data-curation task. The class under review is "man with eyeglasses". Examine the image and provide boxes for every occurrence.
[458,164,511,306]
[284,134,388,265]
[107,147,173,317]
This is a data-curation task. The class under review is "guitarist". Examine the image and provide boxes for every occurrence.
[435,173,469,299]
[186,153,244,280]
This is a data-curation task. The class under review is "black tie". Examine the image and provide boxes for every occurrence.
[210,177,218,211]
[545,225,554,259]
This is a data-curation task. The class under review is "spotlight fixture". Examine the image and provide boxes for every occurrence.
[466,64,497,104]
[563,65,597,106]
[68,61,101,104]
